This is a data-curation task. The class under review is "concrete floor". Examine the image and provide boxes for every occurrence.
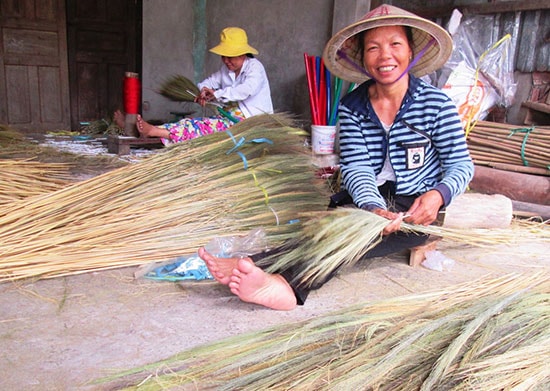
[1,238,548,390]
[1,136,548,390]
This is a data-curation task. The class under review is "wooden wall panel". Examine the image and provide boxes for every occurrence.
[5,65,31,123]
[0,0,69,131]
[39,66,63,122]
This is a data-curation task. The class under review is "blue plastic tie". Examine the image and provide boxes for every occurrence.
[225,130,273,170]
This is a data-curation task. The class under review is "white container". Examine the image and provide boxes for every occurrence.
[311,125,337,155]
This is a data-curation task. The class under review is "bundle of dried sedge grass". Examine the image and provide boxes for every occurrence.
[159,74,200,102]
[0,159,73,206]
[259,208,549,289]
[0,114,330,282]
[98,273,549,391]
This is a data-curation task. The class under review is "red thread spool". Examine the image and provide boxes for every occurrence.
[123,72,141,114]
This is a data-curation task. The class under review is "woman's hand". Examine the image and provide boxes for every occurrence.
[195,87,216,106]
[371,208,405,236]
[405,190,444,226]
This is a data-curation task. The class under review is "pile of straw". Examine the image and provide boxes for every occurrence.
[0,114,330,282]
[98,272,550,390]
[467,120,550,175]
[0,160,72,206]
[0,124,25,144]
[81,118,124,135]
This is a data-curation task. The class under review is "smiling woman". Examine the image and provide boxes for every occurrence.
[196,4,475,311]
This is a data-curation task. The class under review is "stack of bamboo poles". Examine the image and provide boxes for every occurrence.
[97,272,550,390]
[0,114,331,282]
[0,160,72,206]
[467,120,550,175]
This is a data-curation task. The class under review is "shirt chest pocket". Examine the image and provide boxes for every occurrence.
[399,140,430,170]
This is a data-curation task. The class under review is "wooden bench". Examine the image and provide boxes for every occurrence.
[107,135,163,155]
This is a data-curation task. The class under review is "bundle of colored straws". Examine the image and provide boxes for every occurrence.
[304,53,351,126]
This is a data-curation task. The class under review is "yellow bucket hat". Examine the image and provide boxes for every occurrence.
[209,27,259,57]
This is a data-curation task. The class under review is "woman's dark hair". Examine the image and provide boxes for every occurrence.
[356,26,414,63]
[246,53,255,58]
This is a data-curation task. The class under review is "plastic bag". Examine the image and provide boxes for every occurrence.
[421,250,455,272]
[442,61,500,131]
[135,228,268,281]
[438,11,517,132]
[204,227,268,258]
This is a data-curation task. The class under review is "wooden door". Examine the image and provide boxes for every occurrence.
[0,0,70,131]
[66,0,141,130]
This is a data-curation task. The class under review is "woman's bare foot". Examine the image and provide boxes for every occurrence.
[113,109,125,128]
[229,258,297,310]
[198,247,240,285]
[137,115,170,138]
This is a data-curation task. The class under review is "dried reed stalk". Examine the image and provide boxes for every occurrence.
[97,273,549,391]
[0,114,330,282]
[0,160,73,206]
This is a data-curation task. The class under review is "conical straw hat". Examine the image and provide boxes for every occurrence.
[323,4,453,83]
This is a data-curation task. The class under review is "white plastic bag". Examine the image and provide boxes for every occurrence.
[421,250,455,272]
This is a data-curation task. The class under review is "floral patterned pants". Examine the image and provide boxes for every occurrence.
[159,106,245,145]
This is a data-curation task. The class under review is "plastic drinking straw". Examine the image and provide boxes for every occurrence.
[314,56,321,124]
[310,55,321,124]
[318,57,327,125]
[328,77,341,126]
[304,53,319,125]
[325,67,331,125]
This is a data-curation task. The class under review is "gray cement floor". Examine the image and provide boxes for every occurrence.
[1,238,548,390]
[1,136,548,390]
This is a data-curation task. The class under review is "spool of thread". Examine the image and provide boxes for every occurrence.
[123,72,140,137]
[123,72,140,114]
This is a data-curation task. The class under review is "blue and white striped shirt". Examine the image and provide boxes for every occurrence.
[338,75,474,211]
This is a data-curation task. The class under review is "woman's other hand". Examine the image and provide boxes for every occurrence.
[405,190,444,226]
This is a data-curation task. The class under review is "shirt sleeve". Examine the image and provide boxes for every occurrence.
[338,104,387,210]
[213,60,266,103]
[197,70,223,90]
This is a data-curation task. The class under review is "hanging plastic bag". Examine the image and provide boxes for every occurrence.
[442,61,500,132]
[438,12,517,134]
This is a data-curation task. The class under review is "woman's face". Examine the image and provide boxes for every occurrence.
[221,55,246,73]
[362,25,413,84]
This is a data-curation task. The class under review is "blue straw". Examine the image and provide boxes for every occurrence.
[315,57,321,95]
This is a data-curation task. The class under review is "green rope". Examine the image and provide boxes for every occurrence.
[508,126,535,166]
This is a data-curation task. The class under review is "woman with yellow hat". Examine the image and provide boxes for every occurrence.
[197,5,474,311]
[126,27,273,144]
